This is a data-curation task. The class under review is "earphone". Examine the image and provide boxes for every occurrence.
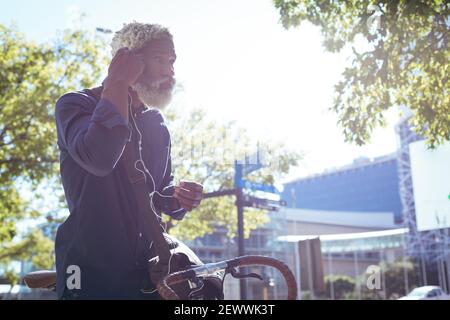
[128,93,185,220]
[127,93,185,294]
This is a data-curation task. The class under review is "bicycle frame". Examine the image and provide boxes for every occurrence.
[157,255,297,300]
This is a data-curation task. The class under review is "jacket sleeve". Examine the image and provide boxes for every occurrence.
[55,92,132,177]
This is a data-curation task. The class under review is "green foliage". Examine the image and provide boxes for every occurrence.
[324,274,356,299]
[0,183,25,243]
[0,23,107,281]
[274,0,450,147]
[363,259,420,299]
[3,269,19,286]
[0,229,54,269]
[165,106,302,240]
[0,23,107,186]
[381,260,420,299]
[349,259,422,300]
[300,290,313,300]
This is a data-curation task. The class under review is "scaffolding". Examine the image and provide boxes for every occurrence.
[395,113,450,292]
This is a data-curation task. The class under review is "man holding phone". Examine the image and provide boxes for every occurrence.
[54,22,203,299]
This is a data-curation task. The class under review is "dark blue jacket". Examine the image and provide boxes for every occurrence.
[54,87,184,299]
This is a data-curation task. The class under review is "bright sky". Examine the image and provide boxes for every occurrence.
[1,0,399,183]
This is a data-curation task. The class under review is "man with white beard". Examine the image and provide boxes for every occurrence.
[54,22,203,299]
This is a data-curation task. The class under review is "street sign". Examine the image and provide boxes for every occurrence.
[239,179,278,194]
[234,148,267,188]
[240,194,287,211]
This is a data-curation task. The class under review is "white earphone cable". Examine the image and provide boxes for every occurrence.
[128,94,179,294]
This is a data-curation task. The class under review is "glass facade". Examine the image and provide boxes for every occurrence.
[281,156,403,223]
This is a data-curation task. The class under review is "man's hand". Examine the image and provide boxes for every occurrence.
[101,47,146,120]
[105,47,146,87]
[173,180,203,212]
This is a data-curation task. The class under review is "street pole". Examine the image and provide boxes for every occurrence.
[204,152,277,300]
[236,187,247,299]
[328,252,334,300]
[234,161,247,299]
[294,241,301,300]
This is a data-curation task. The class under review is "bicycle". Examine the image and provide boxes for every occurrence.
[24,252,297,300]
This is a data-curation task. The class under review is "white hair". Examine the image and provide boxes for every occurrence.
[109,22,175,110]
[110,21,172,57]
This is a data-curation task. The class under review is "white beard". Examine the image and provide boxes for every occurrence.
[131,79,174,110]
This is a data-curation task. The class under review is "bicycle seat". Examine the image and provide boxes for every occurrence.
[23,270,57,289]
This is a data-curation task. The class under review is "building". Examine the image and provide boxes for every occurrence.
[186,207,406,300]
[281,154,403,224]
[274,208,407,299]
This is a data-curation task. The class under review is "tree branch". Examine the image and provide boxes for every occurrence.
[0,157,58,165]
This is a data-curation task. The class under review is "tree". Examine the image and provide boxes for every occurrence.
[0,23,301,280]
[164,106,302,240]
[0,23,107,276]
[273,1,449,147]
[324,274,356,299]
[357,259,421,299]
[381,260,421,299]
[0,229,54,285]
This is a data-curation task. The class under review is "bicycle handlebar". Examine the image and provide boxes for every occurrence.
[156,255,297,300]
